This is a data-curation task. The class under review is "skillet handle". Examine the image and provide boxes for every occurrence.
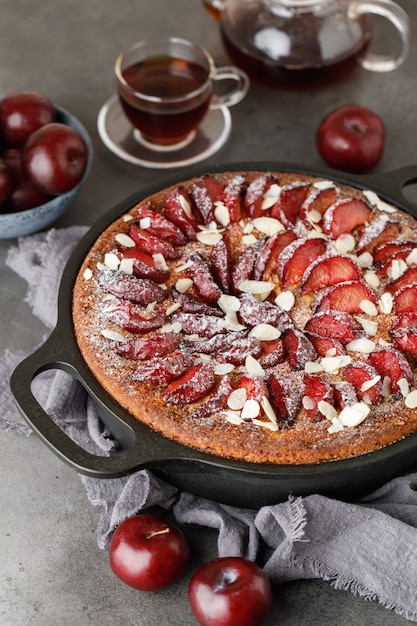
[9,328,182,478]
[362,165,417,209]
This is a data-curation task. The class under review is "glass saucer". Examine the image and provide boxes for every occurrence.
[97,95,232,169]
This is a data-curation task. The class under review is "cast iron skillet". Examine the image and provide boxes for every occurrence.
[10,161,417,508]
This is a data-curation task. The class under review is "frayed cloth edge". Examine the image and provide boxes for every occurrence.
[290,553,417,623]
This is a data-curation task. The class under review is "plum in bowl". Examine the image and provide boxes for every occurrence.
[0,103,93,239]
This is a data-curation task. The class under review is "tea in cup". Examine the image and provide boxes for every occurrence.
[115,37,249,150]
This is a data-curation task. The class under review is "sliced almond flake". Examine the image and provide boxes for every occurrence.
[274,290,295,311]
[356,252,374,269]
[325,347,337,357]
[309,209,322,224]
[214,202,231,227]
[146,301,156,312]
[261,184,281,210]
[313,180,336,190]
[338,402,370,427]
[83,268,93,280]
[382,375,392,397]
[360,299,378,316]
[335,233,355,254]
[123,214,134,222]
[252,419,279,432]
[354,315,378,336]
[153,253,169,271]
[398,377,410,398]
[104,252,120,270]
[139,216,151,229]
[405,389,417,408]
[361,375,381,392]
[101,329,126,342]
[218,293,241,314]
[302,396,316,411]
[238,280,275,297]
[327,417,344,433]
[387,258,407,281]
[249,324,281,341]
[379,338,392,347]
[379,292,393,314]
[241,399,261,420]
[175,259,194,273]
[243,222,254,234]
[252,216,285,236]
[179,193,193,218]
[225,310,246,331]
[320,355,352,373]
[346,337,376,353]
[198,353,212,361]
[119,258,134,274]
[224,410,245,425]
[214,363,235,375]
[160,321,182,334]
[245,354,266,377]
[97,262,107,271]
[261,396,278,424]
[242,234,258,245]
[364,270,380,289]
[196,230,223,246]
[364,190,397,214]
[406,248,417,266]
[165,302,182,316]
[115,233,136,248]
[227,388,247,410]
[175,278,193,293]
[305,361,324,374]
[318,400,338,420]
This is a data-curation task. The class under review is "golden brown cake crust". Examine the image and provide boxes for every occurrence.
[72,170,417,465]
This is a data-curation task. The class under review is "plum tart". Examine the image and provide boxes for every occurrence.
[72,170,417,464]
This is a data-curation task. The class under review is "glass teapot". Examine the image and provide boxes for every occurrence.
[202,0,410,88]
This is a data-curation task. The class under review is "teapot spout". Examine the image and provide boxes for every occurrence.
[202,0,229,20]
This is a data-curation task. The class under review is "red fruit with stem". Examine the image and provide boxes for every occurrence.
[109,514,189,591]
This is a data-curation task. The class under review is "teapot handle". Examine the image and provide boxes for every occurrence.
[350,0,410,71]
[202,0,229,19]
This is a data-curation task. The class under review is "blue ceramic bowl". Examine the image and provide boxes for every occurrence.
[0,104,93,239]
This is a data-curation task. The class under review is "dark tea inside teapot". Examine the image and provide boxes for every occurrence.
[202,0,410,88]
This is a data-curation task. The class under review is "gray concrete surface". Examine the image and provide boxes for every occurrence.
[1,0,416,624]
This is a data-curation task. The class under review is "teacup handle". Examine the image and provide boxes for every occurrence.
[210,66,250,109]
[349,0,410,72]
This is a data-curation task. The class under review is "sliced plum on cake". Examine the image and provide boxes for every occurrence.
[267,372,304,426]
[98,270,166,305]
[270,181,310,227]
[368,348,413,396]
[132,350,193,385]
[244,173,280,218]
[300,185,338,229]
[302,375,335,421]
[344,363,383,404]
[313,279,376,314]
[322,197,374,239]
[164,185,199,241]
[389,313,417,356]
[301,255,362,294]
[164,362,216,404]
[116,332,181,360]
[304,311,364,345]
[276,237,327,289]
[134,203,188,245]
[100,297,165,333]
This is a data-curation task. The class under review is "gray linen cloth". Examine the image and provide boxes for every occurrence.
[2,226,417,621]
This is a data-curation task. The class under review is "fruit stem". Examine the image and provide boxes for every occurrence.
[145,528,170,540]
